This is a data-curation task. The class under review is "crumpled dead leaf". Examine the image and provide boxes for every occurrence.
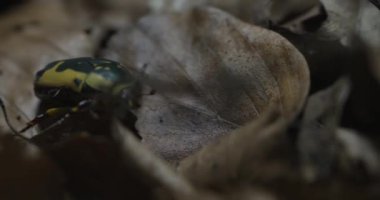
[103,6,309,161]
[273,0,379,54]
[317,0,360,44]
[356,1,380,49]
[316,0,380,47]
[270,0,379,93]
[299,77,380,182]
[270,0,320,25]
[298,77,350,181]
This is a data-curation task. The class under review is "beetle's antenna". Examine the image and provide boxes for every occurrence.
[0,98,30,141]
[18,120,38,134]
[0,97,19,134]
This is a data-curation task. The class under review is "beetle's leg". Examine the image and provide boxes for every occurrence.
[18,99,94,134]
[37,112,71,134]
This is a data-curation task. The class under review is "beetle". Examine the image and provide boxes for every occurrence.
[3,57,142,136]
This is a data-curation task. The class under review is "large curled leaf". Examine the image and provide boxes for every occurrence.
[104,6,309,161]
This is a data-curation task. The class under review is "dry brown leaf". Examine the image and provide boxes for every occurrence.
[103,6,309,161]
[336,128,380,177]
[299,77,380,181]
[298,77,350,181]
[114,120,279,200]
[149,0,272,25]
[0,1,73,32]
[355,1,380,83]
[275,0,379,47]
[319,2,380,136]
[267,2,379,94]
[318,0,360,44]
[0,93,37,136]
[0,134,64,200]
[113,121,220,200]
[272,27,366,93]
[0,0,94,134]
[275,3,326,34]
[270,0,320,24]
[356,0,380,49]
[177,109,298,188]
[149,0,320,27]
[63,0,150,28]
[317,0,380,47]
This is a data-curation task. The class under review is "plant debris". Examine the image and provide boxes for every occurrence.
[0,0,379,199]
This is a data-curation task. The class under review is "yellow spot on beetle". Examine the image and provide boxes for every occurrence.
[85,72,113,92]
[37,61,87,92]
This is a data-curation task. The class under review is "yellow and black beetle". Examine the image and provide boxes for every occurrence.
[1,57,141,135]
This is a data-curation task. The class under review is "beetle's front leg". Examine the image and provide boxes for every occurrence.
[18,99,94,134]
